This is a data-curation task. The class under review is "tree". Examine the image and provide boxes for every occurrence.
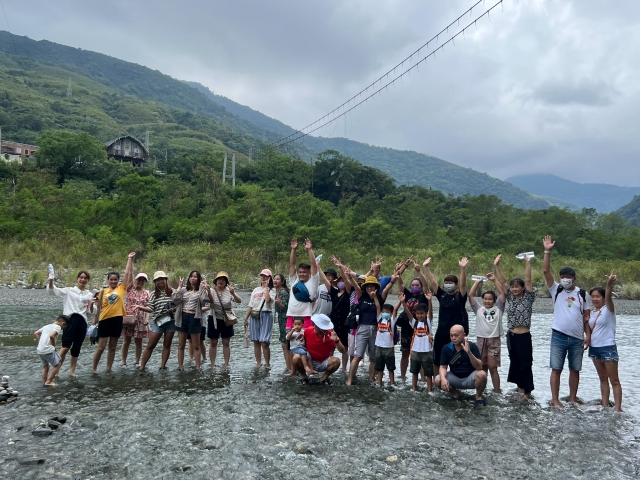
[116,173,162,240]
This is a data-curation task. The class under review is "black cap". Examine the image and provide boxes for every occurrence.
[324,268,338,278]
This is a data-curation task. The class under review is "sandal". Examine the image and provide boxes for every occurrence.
[134,362,139,368]
[300,378,309,385]
[475,399,487,406]
[121,364,127,369]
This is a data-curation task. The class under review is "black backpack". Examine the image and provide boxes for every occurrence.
[554,285,587,313]
[346,302,360,329]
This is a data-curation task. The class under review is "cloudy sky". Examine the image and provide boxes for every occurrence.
[4,0,640,185]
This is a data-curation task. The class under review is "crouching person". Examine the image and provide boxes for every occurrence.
[435,325,487,405]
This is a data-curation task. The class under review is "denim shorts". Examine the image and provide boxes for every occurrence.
[291,346,311,359]
[589,344,619,362]
[550,329,584,371]
[177,312,201,335]
[151,320,177,334]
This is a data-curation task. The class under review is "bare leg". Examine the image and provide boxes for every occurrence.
[46,361,63,384]
[341,349,348,373]
[222,338,231,367]
[400,351,409,380]
[377,370,383,386]
[210,338,219,367]
[92,337,108,373]
[253,341,262,367]
[121,335,132,366]
[261,343,271,368]
[188,337,195,361]
[106,337,119,372]
[426,376,433,392]
[368,361,375,382]
[190,332,202,370]
[177,331,188,370]
[68,356,79,377]
[592,359,610,408]
[412,373,418,391]
[281,342,291,372]
[301,355,316,374]
[200,339,207,362]
[292,354,306,379]
[139,332,161,370]
[134,338,143,365]
[161,333,174,368]
[568,369,580,403]
[420,366,426,383]
[41,365,49,385]
[388,370,395,386]
[319,358,340,382]
[58,347,69,364]
[604,361,622,412]
[489,366,501,393]
[550,369,563,408]
[474,370,488,401]
[346,356,361,385]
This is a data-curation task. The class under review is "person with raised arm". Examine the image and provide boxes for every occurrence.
[286,238,319,330]
[588,271,622,412]
[244,269,276,368]
[121,273,151,368]
[293,314,346,385]
[422,257,469,377]
[468,272,505,393]
[327,256,352,373]
[47,269,96,377]
[494,254,536,401]
[542,235,591,408]
[92,252,135,373]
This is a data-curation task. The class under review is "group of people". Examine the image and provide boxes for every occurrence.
[35,236,622,411]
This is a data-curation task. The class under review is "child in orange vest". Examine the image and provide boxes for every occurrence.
[400,292,434,392]
[374,303,397,386]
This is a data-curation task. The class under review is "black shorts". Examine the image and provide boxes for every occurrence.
[177,312,202,335]
[432,333,450,366]
[188,326,206,340]
[400,335,412,353]
[61,313,87,357]
[207,317,235,339]
[374,347,396,372]
[98,316,123,338]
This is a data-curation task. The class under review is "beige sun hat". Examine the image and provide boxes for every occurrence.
[153,271,168,281]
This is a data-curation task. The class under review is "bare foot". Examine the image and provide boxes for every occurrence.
[551,402,563,409]
[517,395,530,403]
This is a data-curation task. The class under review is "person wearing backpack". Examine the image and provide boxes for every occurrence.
[543,235,592,408]
[286,237,320,329]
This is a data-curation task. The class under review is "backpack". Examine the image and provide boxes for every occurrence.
[291,281,312,303]
[554,285,587,313]
[346,302,360,329]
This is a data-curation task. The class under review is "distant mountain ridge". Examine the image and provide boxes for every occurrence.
[0,30,569,209]
[617,195,640,225]
[507,174,640,213]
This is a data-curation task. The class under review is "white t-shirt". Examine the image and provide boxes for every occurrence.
[411,318,433,352]
[589,305,616,347]
[549,282,591,339]
[289,329,305,349]
[36,324,62,354]
[312,284,335,316]
[471,297,505,338]
[249,287,276,313]
[375,315,397,348]
[48,285,94,323]
[286,273,319,317]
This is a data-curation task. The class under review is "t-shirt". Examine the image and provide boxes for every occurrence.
[312,284,335,316]
[410,318,433,352]
[99,283,127,320]
[471,297,505,338]
[147,291,173,325]
[36,324,62,354]
[440,341,481,378]
[589,305,616,347]
[48,285,94,323]
[435,287,468,336]
[210,287,234,320]
[375,316,397,348]
[182,288,200,311]
[303,326,335,362]
[378,275,392,291]
[357,293,383,326]
[505,289,536,330]
[549,282,591,339]
[329,288,351,330]
[249,287,276,313]
[396,287,429,338]
[289,329,305,349]
[287,273,320,317]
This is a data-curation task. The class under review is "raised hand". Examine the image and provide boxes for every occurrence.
[304,238,312,250]
[423,257,432,268]
[525,256,531,266]
[128,251,136,259]
[486,272,496,281]
[330,330,339,343]
[178,277,184,288]
[290,238,298,249]
[397,291,406,303]
[493,254,502,266]
[543,235,556,251]
[606,270,617,284]
[390,273,399,284]
[228,284,235,295]
[331,255,341,267]
[394,262,402,273]
[413,261,421,273]
[425,289,433,301]
[462,336,470,353]
[404,256,414,267]
[459,257,469,268]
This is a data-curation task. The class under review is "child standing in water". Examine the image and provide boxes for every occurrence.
[35,315,69,386]
[374,303,397,386]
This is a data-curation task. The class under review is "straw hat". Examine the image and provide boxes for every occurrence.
[361,276,380,288]
[153,271,168,281]
[311,314,334,331]
[214,271,230,283]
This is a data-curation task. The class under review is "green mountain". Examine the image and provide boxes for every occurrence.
[0,31,562,209]
[617,195,640,226]
[507,174,640,213]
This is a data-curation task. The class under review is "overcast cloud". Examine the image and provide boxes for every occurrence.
[3,0,640,185]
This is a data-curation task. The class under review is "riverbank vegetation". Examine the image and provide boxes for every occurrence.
[1,131,639,297]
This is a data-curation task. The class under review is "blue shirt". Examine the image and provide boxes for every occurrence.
[440,341,480,378]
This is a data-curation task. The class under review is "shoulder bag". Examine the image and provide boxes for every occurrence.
[214,288,238,326]
[250,298,265,320]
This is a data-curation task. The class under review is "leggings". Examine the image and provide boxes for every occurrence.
[61,313,87,358]
[507,331,534,394]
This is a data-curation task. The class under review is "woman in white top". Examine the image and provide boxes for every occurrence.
[244,269,276,368]
[588,271,621,412]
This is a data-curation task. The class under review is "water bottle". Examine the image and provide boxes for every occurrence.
[471,275,487,282]
[315,254,323,263]
[516,252,535,260]
[47,264,55,279]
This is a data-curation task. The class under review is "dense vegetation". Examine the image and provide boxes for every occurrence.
[617,195,640,226]
[1,132,639,296]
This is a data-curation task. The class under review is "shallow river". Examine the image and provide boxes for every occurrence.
[0,290,638,479]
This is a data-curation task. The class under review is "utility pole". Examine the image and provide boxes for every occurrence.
[67,78,72,98]
[222,152,235,187]
[232,152,236,187]
[145,130,150,151]
[222,151,227,184]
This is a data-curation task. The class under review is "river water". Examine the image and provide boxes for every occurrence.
[0,290,638,479]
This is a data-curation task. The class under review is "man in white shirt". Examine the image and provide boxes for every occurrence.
[543,235,592,408]
[286,238,320,329]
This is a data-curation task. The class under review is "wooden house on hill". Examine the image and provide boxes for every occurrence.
[105,135,148,167]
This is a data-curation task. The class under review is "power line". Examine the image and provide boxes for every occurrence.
[0,0,18,55]
[269,0,505,151]
[270,0,486,148]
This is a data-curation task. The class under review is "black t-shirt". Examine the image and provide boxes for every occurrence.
[435,286,468,336]
[330,288,350,327]
[358,293,383,326]
[396,287,429,337]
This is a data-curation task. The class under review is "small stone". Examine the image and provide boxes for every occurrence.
[6,397,16,403]
[293,445,313,455]
[80,421,98,430]
[32,429,53,437]
[386,455,398,462]
[47,420,62,430]
[203,443,216,450]
[0,395,8,402]
[10,391,18,397]
[19,458,46,465]
[2,375,8,382]
[0,390,6,395]
[182,465,192,472]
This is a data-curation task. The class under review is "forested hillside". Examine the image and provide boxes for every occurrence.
[617,195,640,226]
[0,30,555,210]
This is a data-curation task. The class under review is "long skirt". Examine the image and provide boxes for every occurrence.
[250,311,273,344]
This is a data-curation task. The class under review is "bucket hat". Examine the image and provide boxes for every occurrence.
[153,271,168,282]
[361,276,381,288]
[214,271,230,284]
[311,313,334,331]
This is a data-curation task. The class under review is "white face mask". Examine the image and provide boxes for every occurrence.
[560,278,574,289]
[443,284,455,293]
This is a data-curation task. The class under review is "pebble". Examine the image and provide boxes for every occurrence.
[19,457,46,465]
[292,445,313,455]
[32,428,53,437]
[386,455,398,462]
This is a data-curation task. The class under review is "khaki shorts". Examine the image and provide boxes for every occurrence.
[374,347,396,372]
[477,336,501,369]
